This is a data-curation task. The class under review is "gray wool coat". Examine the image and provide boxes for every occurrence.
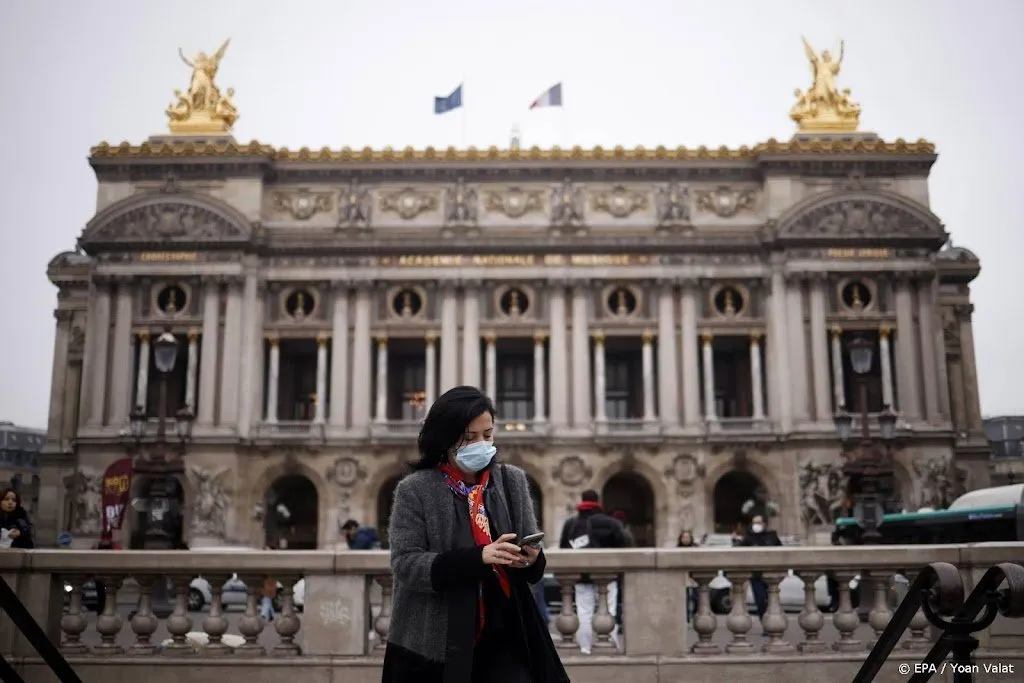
[386,463,541,667]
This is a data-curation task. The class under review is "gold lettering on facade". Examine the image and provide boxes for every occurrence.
[387,254,645,267]
[826,248,892,259]
[138,252,199,262]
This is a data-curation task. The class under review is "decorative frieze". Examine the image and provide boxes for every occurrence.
[694,186,757,217]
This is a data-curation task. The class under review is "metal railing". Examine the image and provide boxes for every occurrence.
[853,561,1024,683]
[0,575,82,683]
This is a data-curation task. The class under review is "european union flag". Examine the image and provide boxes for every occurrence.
[434,84,463,115]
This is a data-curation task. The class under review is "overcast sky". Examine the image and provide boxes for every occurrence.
[1,0,1021,429]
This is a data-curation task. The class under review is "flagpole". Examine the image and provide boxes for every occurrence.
[460,77,467,148]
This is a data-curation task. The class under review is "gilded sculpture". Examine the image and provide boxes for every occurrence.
[790,37,861,133]
[167,39,238,135]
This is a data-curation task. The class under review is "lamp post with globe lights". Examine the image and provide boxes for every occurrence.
[128,330,194,551]
[833,336,898,545]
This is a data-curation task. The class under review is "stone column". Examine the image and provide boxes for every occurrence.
[930,278,952,419]
[750,333,765,420]
[184,330,199,410]
[957,305,983,433]
[265,336,280,423]
[109,284,134,425]
[350,286,374,428]
[830,326,845,409]
[218,278,243,426]
[701,333,716,421]
[483,333,497,399]
[86,281,112,426]
[680,282,701,428]
[533,332,547,423]
[134,331,151,413]
[571,286,591,426]
[46,310,72,440]
[657,284,678,428]
[462,286,481,387]
[440,286,459,392]
[809,277,832,421]
[350,286,373,429]
[916,277,941,422]
[375,336,388,424]
[197,282,220,424]
[893,279,921,419]
[767,270,792,431]
[314,334,328,424]
[786,278,809,422]
[641,331,656,423]
[879,327,895,409]
[329,287,349,428]
[548,284,569,428]
[592,332,607,423]
[236,272,260,439]
[425,334,438,408]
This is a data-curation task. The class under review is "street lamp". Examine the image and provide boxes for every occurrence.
[833,335,895,545]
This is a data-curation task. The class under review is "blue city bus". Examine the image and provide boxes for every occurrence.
[833,484,1024,545]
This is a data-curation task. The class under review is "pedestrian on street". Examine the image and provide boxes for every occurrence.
[383,386,568,683]
[677,530,699,620]
[0,488,34,549]
[341,519,382,549]
[739,514,782,619]
[559,490,633,654]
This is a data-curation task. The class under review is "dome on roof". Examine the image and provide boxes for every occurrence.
[47,250,89,269]
[938,245,979,262]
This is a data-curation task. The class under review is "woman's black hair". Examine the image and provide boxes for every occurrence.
[1,488,20,508]
[411,386,495,471]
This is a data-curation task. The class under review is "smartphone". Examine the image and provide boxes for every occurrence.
[519,532,545,548]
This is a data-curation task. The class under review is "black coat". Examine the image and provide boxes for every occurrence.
[0,507,34,549]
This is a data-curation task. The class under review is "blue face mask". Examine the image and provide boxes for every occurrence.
[454,440,497,473]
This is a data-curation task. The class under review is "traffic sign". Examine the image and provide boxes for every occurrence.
[57,532,73,548]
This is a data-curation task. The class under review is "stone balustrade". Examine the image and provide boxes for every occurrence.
[2,544,1022,683]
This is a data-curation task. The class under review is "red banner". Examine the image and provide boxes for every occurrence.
[101,458,133,538]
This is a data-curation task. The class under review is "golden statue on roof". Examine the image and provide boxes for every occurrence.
[166,39,238,135]
[790,37,861,133]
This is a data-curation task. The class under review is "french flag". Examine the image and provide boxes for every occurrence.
[529,82,563,109]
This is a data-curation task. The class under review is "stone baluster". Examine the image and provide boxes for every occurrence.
[237,575,267,654]
[831,571,862,652]
[128,576,160,654]
[690,572,721,654]
[724,572,754,653]
[94,575,125,654]
[273,576,303,656]
[866,570,894,648]
[796,572,826,653]
[202,574,232,654]
[760,572,794,653]
[590,575,617,650]
[163,578,195,654]
[59,575,90,654]
[554,575,580,649]
[902,570,931,651]
[374,574,394,649]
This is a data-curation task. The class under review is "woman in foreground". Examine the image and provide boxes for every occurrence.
[382,386,569,683]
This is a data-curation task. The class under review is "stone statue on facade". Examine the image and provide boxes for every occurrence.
[550,177,585,231]
[338,179,373,231]
[914,457,967,510]
[443,177,478,227]
[798,461,848,526]
[654,181,691,228]
[68,468,102,535]
[187,465,230,539]
[790,37,861,133]
[167,39,238,134]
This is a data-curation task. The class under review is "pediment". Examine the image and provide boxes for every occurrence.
[80,186,252,250]
[776,190,946,243]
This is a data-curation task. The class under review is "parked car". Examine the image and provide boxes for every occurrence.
[188,574,305,612]
[63,579,100,612]
[707,570,861,614]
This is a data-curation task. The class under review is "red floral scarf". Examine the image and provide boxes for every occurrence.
[439,463,511,642]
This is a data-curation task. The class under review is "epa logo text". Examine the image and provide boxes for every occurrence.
[913,662,1015,675]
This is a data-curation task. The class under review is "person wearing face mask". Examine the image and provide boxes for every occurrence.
[382,386,568,683]
[739,514,782,619]
[0,488,34,549]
